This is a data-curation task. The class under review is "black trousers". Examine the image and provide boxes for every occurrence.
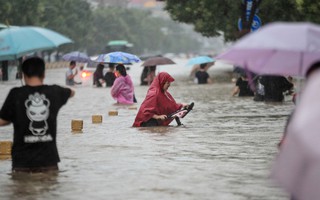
[141,118,159,127]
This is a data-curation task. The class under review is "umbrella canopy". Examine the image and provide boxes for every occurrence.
[94,51,141,64]
[141,56,175,66]
[62,51,90,62]
[217,22,320,77]
[0,26,73,61]
[187,56,215,66]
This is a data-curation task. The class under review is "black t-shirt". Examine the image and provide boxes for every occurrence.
[104,72,116,87]
[0,85,71,168]
[260,76,293,102]
[236,78,254,96]
[195,71,209,84]
[94,71,104,87]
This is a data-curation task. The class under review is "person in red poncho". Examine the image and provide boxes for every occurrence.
[133,72,187,127]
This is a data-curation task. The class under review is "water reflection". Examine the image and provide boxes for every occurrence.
[4,172,59,200]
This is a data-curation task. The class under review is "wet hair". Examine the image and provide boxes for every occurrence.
[306,61,320,78]
[109,63,115,69]
[116,64,127,76]
[97,63,104,71]
[200,63,207,69]
[70,60,76,66]
[22,57,45,78]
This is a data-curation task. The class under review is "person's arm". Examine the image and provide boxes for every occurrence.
[232,86,240,96]
[70,89,75,97]
[0,118,10,126]
[152,114,167,120]
[205,72,212,84]
[190,65,199,78]
[111,78,123,97]
[67,69,78,80]
[232,78,241,96]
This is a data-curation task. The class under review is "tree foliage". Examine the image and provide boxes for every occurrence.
[0,0,44,25]
[0,1,202,57]
[40,0,93,51]
[164,0,319,41]
[89,7,200,55]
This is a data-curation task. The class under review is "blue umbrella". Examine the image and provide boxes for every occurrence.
[62,51,90,62]
[0,26,73,61]
[95,51,141,64]
[187,56,215,66]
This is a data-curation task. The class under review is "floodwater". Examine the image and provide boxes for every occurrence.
[0,59,294,200]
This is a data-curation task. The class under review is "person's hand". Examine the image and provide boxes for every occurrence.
[154,115,167,120]
[181,103,189,109]
[99,79,105,84]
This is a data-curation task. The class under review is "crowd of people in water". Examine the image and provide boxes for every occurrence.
[65,59,297,107]
[0,56,193,173]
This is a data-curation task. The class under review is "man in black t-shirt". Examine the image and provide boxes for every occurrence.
[232,74,254,97]
[195,63,212,84]
[104,64,116,87]
[0,57,75,173]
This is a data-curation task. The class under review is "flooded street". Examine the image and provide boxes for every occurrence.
[0,59,293,200]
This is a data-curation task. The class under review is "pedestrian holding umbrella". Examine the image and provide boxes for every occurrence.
[141,56,176,85]
[187,56,215,81]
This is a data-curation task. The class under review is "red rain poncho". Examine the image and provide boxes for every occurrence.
[133,72,182,127]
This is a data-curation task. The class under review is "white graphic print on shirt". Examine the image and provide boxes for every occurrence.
[24,92,53,143]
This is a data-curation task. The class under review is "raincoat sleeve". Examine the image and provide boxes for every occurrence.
[132,88,159,127]
[111,78,124,98]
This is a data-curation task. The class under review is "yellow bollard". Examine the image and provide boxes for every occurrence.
[0,141,12,160]
[92,115,103,124]
[128,106,137,110]
[108,110,118,116]
[71,120,83,133]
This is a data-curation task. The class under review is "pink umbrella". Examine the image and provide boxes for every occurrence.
[217,22,320,77]
[271,70,320,200]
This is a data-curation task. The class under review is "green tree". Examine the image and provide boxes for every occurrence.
[88,7,201,55]
[40,0,93,51]
[164,0,304,41]
[0,0,93,52]
[300,0,320,23]
[0,1,201,56]
[0,0,44,25]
